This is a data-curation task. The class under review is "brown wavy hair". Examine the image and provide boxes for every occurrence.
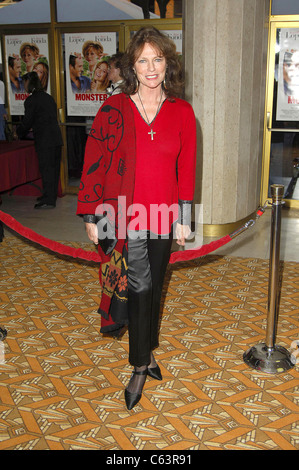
[121,27,183,99]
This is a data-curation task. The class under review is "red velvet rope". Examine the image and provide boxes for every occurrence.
[169,234,232,263]
[0,210,102,263]
[0,209,232,264]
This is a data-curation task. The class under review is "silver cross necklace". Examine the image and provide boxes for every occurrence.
[137,89,163,141]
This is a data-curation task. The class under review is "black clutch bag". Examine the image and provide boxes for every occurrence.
[96,215,118,255]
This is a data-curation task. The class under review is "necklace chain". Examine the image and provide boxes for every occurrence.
[137,89,163,140]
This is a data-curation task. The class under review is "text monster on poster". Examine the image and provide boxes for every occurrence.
[5,34,50,115]
[65,32,117,117]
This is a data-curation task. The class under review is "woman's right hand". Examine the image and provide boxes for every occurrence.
[85,222,98,244]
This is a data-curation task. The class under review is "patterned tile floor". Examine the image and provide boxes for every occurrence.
[0,233,298,450]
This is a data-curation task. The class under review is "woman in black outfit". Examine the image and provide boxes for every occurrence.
[17,72,63,209]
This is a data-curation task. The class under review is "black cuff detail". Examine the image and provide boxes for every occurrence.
[83,214,97,224]
[178,200,193,226]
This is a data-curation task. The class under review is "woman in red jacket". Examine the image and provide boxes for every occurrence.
[77,27,197,410]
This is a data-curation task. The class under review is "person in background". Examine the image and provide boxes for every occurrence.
[107,52,124,96]
[0,74,5,103]
[0,76,7,141]
[16,72,63,209]
[0,96,7,141]
[77,27,197,410]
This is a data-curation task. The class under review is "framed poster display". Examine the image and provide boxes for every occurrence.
[276,28,299,120]
[64,32,117,117]
[5,33,50,115]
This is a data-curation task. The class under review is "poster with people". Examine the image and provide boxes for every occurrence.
[277,28,299,121]
[64,32,117,116]
[5,33,50,115]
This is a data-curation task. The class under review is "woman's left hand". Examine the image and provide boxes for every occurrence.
[175,223,191,246]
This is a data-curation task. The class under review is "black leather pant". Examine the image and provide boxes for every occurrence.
[127,230,173,367]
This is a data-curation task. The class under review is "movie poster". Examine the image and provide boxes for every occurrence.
[5,34,50,115]
[277,28,299,121]
[64,32,117,116]
[162,30,182,55]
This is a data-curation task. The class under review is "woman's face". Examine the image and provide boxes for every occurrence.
[133,42,166,90]
[33,63,45,80]
[85,47,100,67]
[22,48,36,68]
[95,62,108,81]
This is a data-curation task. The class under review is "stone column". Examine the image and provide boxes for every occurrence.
[183,0,270,234]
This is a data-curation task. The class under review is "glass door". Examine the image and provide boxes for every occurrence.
[261,21,299,207]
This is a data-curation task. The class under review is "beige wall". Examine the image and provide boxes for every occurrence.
[183,0,270,227]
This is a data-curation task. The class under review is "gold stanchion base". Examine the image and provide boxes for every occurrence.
[243,343,294,374]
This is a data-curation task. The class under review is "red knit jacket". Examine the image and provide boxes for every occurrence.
[77,94,135,329]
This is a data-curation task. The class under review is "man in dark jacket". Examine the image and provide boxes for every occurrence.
[17,72,63,209]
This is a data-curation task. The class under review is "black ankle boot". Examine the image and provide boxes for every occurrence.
[125,368,148,410]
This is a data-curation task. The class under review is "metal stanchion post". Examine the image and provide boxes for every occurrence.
[243,184,294,374]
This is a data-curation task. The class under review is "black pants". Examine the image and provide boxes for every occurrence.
[37,145,62,205]
[127,230,173,367]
